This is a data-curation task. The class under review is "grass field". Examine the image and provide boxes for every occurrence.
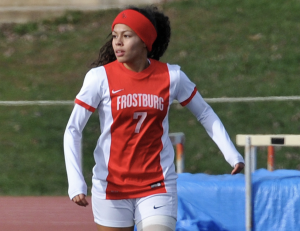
[1,0,300,195]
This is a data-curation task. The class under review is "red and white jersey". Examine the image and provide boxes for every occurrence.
[65,59,195,200]
[64,59,244,200]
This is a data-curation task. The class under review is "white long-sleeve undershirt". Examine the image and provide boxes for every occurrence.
[185,92,244,167]
[64,104,92,199]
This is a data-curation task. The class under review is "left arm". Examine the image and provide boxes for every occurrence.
[185,92,244,174]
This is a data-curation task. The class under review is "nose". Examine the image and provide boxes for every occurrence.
[114,36,123,46]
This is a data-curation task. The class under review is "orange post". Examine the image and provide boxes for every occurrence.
[176,143,184,173]
[267,146,275,171]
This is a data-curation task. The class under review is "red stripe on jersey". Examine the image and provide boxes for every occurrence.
[104,60,169,199]
[75,98,96,112]
[180,87,197,106]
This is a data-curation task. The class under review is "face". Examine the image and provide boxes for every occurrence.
[112,24,147,65]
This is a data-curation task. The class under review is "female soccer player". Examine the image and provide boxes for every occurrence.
[64,5,245,231]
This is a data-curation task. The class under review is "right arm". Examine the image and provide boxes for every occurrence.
[63,68,102,205]
[64,104,92,202]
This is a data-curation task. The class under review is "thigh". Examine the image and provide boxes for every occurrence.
[96,224,134,231]
[134,191,178,225]
[92,194,135,228]
[136,215,176,231]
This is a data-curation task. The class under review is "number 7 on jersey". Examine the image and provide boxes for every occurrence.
[133,112,147,133]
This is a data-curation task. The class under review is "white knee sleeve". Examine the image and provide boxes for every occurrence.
[136,215,176,231]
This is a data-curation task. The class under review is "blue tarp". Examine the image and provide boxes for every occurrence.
[177,169,300,231]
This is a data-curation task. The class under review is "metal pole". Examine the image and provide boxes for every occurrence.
[250,146,257,173]
[245,136,252,231]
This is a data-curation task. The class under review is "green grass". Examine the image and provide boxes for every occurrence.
[1,0,300,195]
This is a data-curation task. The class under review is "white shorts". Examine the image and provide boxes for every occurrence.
[92,191,177,228]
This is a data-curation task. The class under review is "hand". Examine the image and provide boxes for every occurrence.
[231,162,245,175]
[72,193,89,207]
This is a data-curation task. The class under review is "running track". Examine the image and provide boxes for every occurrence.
[0,197,96,231]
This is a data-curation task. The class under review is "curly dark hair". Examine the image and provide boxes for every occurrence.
[91,6,171,67]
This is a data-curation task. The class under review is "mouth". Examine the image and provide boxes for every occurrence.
[115,50,125,57]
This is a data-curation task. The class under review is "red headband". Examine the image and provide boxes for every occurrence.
[111,9,157,52]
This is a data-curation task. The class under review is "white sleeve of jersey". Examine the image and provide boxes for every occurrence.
[167,64,196,104]
[185,91,245,167]
[64,104,92,199]
[76,67,104,109]
[176,70,196,104]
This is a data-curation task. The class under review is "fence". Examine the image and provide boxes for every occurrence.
[1,96,300,106]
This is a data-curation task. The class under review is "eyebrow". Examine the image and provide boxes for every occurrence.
[112,30,133,33]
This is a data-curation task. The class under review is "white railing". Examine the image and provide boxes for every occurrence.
[1,96,300,106]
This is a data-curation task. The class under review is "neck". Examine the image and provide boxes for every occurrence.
[123,58,149,72]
